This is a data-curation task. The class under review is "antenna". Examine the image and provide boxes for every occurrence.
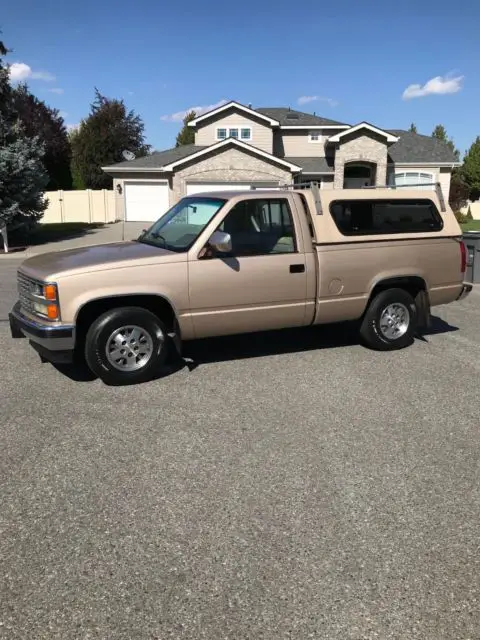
[122,149,135,161]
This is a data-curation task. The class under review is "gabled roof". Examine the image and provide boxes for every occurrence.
[187,101,280,127]
[103,140,303,173]
[257,107,349,128]
[387,130,459,164]
[103,145,206,172]
[161,138,302,171]
[284,157,334,174]
[328,122,399,143]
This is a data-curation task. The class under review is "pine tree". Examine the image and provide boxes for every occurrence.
[12,83,72,190]
[432,124,460,161]
[175,111,196,147]
[463,136,480,201]
[409,123,417,134]
[0,40,48,252]
[71,89,150,189]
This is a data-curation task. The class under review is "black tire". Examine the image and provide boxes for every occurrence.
[84,306,169,385]
[359,288,417,351]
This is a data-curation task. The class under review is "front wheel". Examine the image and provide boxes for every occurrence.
[85,307,169,385]
[359,288,417,351]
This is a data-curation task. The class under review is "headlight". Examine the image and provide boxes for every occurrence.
[32,282,60,320]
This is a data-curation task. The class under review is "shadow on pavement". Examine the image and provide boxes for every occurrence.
[52,315,459,384]
[9,222,109,248]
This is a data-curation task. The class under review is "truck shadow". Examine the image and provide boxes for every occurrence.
[53,314,459,383]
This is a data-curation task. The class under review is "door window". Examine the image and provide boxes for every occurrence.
[217,198,296,256]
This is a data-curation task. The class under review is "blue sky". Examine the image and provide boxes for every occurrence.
[3,0,479,156]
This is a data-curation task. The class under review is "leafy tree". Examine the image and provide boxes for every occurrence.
[463,136,480,200]
[408,123,417,133]
[12,83,72,190]
[71,88,150,189]
[432,124,460,161]
[449,169,470,212]
[175,110,196,147]
[0,40,48,252]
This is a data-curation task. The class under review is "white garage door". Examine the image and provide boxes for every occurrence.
[186,183,252,195]
[125,182,170,222]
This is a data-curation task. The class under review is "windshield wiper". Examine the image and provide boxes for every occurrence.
[137,231,167,248]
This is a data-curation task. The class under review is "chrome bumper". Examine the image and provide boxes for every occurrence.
[9,301,75,352]
[456,283,473,301]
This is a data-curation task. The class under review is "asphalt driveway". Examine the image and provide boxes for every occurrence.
[1,261,480,639]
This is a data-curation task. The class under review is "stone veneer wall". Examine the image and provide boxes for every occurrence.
[172,148,293,201]
[333,133,388,188]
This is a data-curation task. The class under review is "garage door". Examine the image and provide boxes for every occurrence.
[186,183,280,195]
[125,182,169,222]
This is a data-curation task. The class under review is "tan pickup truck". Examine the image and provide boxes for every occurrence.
[10,183,472,385]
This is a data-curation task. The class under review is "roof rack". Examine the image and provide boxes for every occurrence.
[361,181,446,212]
[260,181,323,215]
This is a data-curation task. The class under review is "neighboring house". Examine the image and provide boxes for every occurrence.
[103,101,459,222]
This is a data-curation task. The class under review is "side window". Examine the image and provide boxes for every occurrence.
[330,199,443,235]
[217,198,296,256]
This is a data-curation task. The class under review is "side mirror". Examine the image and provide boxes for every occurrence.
[208,230,232,253]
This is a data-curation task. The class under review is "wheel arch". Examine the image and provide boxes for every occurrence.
[74,293,180,352]
[367,275,430,327]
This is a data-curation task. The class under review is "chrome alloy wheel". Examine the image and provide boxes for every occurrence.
[105,325,156,371]
[379,303,410,340]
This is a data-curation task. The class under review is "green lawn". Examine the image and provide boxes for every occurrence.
[461,220,480,232]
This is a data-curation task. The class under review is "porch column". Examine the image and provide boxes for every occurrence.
[333,161,344,189]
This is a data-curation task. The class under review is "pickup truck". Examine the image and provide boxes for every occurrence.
[9,183,472,385]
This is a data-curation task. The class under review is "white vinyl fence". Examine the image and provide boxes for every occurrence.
[461,201,480,220]
[42,190,116,224]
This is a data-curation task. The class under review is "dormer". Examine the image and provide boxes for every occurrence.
[188,101,279,153]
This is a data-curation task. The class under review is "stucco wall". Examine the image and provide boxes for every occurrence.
[333,133,388,188]
[172,147,292,202]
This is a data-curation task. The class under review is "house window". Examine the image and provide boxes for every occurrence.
[392,172,434,190]
[216,126,252,141]
[329,199,443,236]
[309,131,323,143]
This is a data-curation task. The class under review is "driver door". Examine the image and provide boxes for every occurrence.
[187,196,308,338]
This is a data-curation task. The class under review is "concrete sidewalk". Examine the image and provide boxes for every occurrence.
[0,222,146,259]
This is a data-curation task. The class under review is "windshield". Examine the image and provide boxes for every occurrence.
[137,196,227,252]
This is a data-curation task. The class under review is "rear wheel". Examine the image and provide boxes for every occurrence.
[360,288,417,351]
[85,306,169,385]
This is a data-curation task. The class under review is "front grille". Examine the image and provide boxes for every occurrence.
[17,272,38,314]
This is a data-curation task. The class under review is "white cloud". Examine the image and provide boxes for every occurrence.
[49,87,64,94]
[402,74,464,100]
[297,95,338,107]
[9,62,55,82]
[160,99,228,122]
[66,123,80,132]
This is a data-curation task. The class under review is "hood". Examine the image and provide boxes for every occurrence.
[19,241,181,280]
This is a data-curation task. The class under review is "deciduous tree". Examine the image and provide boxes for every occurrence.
[71,89,150,189]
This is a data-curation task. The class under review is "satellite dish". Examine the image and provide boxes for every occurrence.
[122,149,135,161]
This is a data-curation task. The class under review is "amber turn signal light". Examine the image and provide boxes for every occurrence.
[47,303,59,320]
[44,284,57,300]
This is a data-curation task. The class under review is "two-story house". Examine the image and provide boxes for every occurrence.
[103,101,459,222]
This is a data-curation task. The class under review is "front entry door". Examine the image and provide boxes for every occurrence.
[188,197,308,338]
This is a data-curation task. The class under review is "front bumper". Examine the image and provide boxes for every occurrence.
[456,283,473,301]
[9,301,75,363]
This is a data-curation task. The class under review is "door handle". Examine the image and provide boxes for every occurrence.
[289,264,305,273]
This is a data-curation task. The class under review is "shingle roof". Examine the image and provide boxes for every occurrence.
[387,130,457,164]
[105,145,206,170]
[257,107,349,127]
[284,157,335,173]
